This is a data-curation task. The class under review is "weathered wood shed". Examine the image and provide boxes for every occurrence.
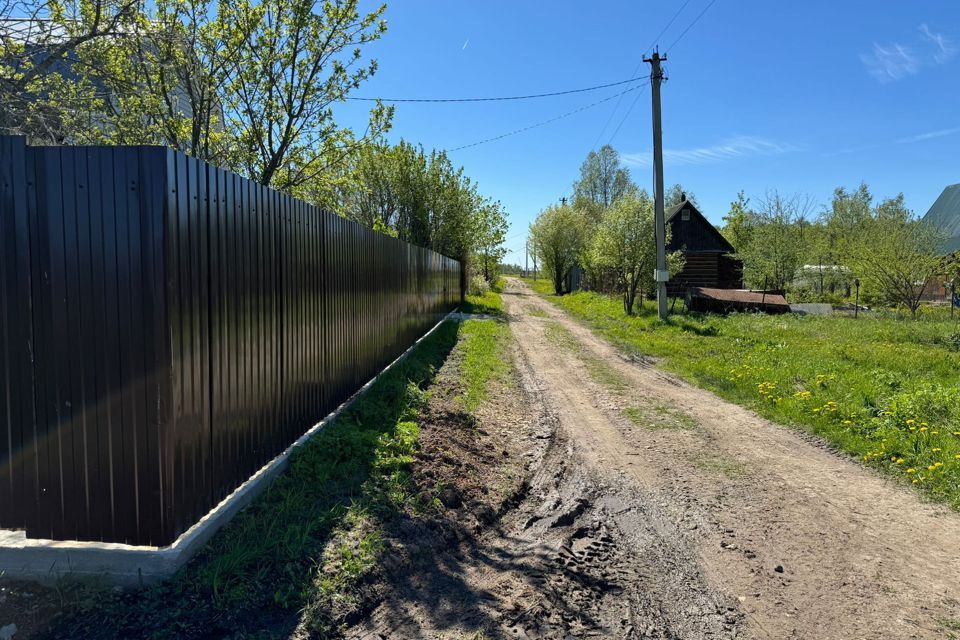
[666,194,743,296]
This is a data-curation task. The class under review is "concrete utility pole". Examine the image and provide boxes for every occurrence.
[525,240,528,277]
[645,50,669,321]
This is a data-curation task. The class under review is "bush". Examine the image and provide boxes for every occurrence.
[469,275,491,297]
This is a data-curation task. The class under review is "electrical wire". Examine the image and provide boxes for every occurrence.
[347,75,648,103]
[589,0,694,150]
[603,0,720,147]
[446,81,649,152]
[605,83,650,145]
[665,0,720,53]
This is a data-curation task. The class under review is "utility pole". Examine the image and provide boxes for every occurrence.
[645,50,669,321]
[525,240,528,278]
[560,197,568,206]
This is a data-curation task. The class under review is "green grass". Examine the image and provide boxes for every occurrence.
[460,276,508,317]
[459,318,511,412]
[521,278,960,509]
[54,321,462,639]
[462,290,504,316]
[458,285,510,412]
[624,404,697,430]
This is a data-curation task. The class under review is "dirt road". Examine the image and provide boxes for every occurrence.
[498,277,960,639]
[346,279,960,639]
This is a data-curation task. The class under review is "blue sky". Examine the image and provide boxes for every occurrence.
[340,1,960,264]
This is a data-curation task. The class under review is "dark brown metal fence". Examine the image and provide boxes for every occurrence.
[0,136,461,546]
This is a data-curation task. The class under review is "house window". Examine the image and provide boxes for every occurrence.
[681,208,690,221]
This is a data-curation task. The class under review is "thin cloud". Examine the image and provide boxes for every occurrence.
[461,38,469,51]
[623,136,800,168]
[860,42,920,82]
[896,126,960,144]
[919,23,956,63]
[824,126,960,156]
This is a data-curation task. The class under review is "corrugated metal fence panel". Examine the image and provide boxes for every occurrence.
[0,137,35,535]
[0,137,461,546]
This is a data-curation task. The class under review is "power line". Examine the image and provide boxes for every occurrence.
[665,0,720,53]
[604,0,720,147]
[605,83,649,145]
[447,81,649,152]
[589,0,694,151]
[347,75,649,103]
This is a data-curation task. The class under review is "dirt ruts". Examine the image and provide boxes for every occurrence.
[346,279,960,639]
[502,277,960,639]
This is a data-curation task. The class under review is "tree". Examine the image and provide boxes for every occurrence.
[589,191,684,315]
[3,0,391,197]
[847,195,946,317]
[665,184,698,209]
[734,191,813,290]
[572,144,633,220]
[338,140,505,275]
[224,0,391,191]
[821,183,873,266]
[0,0,141,139]
[721,190,752,251]
[475,200,508,283]
[530,204,587,295]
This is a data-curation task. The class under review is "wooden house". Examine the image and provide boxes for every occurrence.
[665,194,743,296]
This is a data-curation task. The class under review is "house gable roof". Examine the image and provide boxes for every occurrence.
[922,183,960,255]
[665,199,736,254]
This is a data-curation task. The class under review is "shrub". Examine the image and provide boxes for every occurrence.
[469,274,490,297]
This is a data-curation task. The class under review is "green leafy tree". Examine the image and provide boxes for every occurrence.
[475,200,508,283]
[589,191,684,314]
[848,195,946,317]
[572,144,634,221]
[339,140,504,275]
[0,0,142,139]
[530,204,587,295]
[4,0,391,196]
[735,191,813,290]
[821,183,873,266]
[721,190,752,251]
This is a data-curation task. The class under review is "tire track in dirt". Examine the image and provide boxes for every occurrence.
[346,311,741,639]
[506,277,960,639]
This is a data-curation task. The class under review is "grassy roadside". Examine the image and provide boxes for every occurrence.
[460,277,506,317]
[46,288,511,639]
[520,277,960,509]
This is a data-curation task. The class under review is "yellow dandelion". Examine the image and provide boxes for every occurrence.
[906,468,916,474]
